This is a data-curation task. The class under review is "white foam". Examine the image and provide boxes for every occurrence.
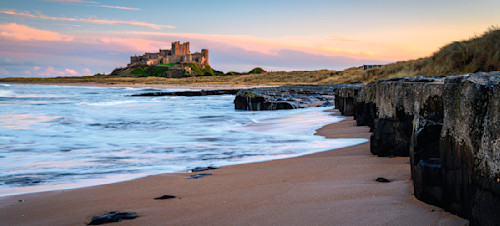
[242,108,344,136]
[0,90,15,97]
[78,100,147,106]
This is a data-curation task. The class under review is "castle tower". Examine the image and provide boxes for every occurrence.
[201,49,209,65]
[171,41,179,55]
[172,41,190,55]
[183,42,190,55]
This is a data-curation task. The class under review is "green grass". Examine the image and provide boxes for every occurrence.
[187,63,215,76]
[131,67,147,77]
[155,64,175,67]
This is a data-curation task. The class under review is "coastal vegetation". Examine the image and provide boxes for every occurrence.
[248,67,266,74]
[364,26,500,80]
[1,27,498,86]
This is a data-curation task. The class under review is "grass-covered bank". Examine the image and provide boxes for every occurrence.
[364,27,500,80]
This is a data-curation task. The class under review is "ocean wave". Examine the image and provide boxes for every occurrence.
[78,100,146,106]
[0,90,15,97]
[47,116,78,125]
[0,84,11,87]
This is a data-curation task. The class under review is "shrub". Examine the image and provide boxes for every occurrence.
[249,67,266,74]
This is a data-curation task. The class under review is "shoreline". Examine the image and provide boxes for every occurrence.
[0,82,271,90]
[0,110,467,225]
[0,108,352,198]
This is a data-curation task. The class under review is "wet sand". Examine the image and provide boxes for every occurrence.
[0,110,467,225]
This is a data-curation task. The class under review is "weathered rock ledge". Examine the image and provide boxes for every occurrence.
[234,85,360,110]
[335,72,500,225]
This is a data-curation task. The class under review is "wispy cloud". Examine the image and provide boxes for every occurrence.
[0,9,172,29]
[89,5,140,10]
[0,23,74,41]
[46,0,140,11]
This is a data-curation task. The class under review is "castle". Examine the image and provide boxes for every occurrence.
[129,41,209,66]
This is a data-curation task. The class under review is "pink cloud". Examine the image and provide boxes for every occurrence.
[0,51,50,57]
[45,66,56,75]
[82,68,91,75]
[33,66,41,71]
[64,68,78,76]
[0,23,74,41]
[38,66,79,76]
[0,9,171,29]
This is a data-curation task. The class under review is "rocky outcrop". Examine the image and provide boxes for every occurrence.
[439,74,500,225]
[335,72,500,225]
[234,85,355,111]
[334,86,363,116]
[337,77,444,157]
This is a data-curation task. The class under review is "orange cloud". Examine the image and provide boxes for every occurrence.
[64,68,78,76]
[38,66,80,76]
[0,23,74,41]
[0,9,172,29]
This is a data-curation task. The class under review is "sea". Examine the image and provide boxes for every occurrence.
[0,84,367,197]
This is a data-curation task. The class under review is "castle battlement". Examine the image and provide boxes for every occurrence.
[130,41,209,66]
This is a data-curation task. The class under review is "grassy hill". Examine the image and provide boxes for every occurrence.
[1,27,498,86]
[362,27,500,81]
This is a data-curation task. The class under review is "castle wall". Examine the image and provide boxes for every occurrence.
[162,55,183,64]
[130,41,207,66]
[146,59,159,66]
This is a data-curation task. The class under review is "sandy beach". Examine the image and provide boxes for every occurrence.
[0,110,467,225]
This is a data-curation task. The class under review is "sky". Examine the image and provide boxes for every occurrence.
[0,0,499,77]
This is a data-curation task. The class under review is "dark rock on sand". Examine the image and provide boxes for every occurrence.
[155,195,176,200]
[190,166,219,172]
[188,173,212,179]
[88,211,138,225]
[375,177,391,183]
[234,85,358,111]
